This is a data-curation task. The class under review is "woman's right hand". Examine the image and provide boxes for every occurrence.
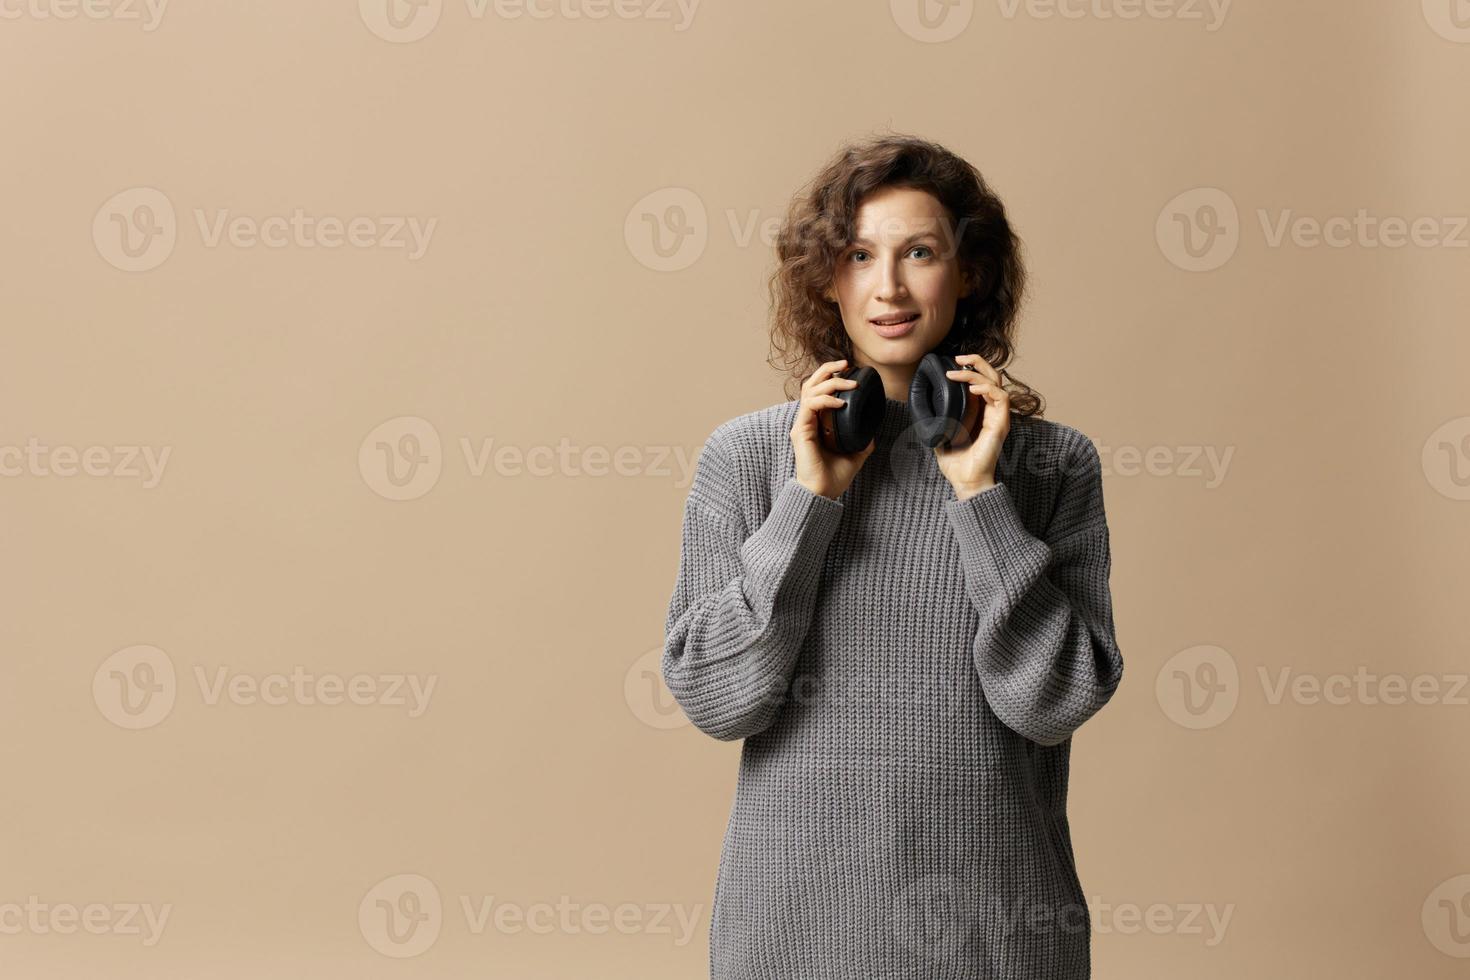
[791,359,878,500]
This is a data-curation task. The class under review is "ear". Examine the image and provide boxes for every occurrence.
[960,268,981,299]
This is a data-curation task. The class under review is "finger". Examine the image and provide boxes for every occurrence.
[968,381,1011,410]
[953,353,1002,385]
[803,359,849,390]
[798,393,847,415]
[792,392,845,434]
[795,382,854,432]
[812,375,858,394]
[946,368,1001,399]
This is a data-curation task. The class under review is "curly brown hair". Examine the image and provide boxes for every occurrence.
[765,132,1044,417]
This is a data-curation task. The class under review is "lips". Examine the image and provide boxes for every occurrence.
[870,312,919,338]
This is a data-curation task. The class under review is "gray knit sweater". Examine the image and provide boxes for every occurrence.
[662,394,1125,979]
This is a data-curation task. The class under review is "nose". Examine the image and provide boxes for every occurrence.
[875,255,908,302]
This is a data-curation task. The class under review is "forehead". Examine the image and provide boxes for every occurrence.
[851,187,951,244]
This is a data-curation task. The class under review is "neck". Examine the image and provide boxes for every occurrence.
[854,357,918,402]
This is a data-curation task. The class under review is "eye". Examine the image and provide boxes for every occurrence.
[909,245,934,259]
[848,249,870,263]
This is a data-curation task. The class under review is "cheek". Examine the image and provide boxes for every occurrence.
[842,265,873,290]
[917,263,959,292]
[830,269,861,303]
[915,275,959,309]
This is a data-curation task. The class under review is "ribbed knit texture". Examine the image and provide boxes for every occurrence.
[662,394,1125,979]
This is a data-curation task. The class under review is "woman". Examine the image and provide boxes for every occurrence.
[662,133,1125,979]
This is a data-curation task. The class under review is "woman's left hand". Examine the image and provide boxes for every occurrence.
[933,353,1010,501]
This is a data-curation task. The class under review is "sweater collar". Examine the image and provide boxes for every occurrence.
[876,396,914,450]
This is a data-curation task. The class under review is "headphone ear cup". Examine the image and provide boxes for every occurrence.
[818,365,884,454]
[907,353,970,448]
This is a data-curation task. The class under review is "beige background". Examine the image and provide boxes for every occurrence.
[2,0,1468,977]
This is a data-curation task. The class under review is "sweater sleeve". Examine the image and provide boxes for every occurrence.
[944,435,1125,747]
[662,436,845,742]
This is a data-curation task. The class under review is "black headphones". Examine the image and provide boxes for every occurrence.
[818,351,982,454]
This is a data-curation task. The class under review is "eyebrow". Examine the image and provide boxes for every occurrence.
[848,232,942,247]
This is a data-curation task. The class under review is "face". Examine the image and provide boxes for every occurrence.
[822,185,975,373]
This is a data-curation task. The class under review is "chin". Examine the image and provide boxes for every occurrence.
[871,332,942,356]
